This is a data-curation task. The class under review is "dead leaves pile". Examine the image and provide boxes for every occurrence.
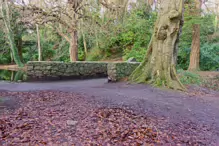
[74,108,164,145]
[0,91,216,145]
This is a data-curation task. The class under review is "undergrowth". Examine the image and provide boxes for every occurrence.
[202,75,219,91]
[177,69,203,85]
[178,69,219,91]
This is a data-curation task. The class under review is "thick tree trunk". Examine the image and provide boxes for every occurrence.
[69,30,78,62]
[188,24,200,71]
[130,0,185,90]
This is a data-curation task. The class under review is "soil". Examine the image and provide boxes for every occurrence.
[0,79,219,145]
[197,71,219,79]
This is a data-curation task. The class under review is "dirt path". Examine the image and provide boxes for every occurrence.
[0,79,219,145]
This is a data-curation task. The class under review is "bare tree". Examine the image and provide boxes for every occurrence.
[20,0,86,62]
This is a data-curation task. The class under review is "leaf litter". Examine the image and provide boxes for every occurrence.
[0,91,216,145]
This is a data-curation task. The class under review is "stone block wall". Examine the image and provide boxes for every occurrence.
[107,62,140,81]
[26,61,108,80]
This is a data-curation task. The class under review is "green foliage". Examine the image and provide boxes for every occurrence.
[178,14,215,70]
[1,2,24,67]
[0,70,11,81]
[87,4,156,61]
[86,47,103,61]
[178,69,203,85]
[0,30,10,64]
[200,43,219,71]
[0,0,218,74]
[122,10,156,61]
[0,70,26,82]
[178,43,219,71]
[123,46,146,62]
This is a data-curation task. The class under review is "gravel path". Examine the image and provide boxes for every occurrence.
[0,79,219,145]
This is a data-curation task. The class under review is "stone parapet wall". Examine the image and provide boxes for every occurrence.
[107,62,140,81]
[26,61,140,81]
[26,61,108,80]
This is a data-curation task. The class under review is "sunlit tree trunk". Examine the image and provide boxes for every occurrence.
[130,0,185,90]
[0,0,24,67]
[188,0,201,71]
[188,24,200,71]
[69,30,78,62]
[36,24,42,61]
[82,33,88,59]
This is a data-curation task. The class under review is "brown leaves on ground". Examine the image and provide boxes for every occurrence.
[75,108,162,145]
[0,91,216,145]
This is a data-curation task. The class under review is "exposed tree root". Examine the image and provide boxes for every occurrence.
[130,62,186,91]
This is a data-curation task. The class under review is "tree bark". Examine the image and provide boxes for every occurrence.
[188,0,201,71]
[82,33,88,59]
[69,30,78,62]
[130,0,185,90]
[36,24,42,61]
[17,36,23,61]
[188,24,200,71]
[79,20,87,60]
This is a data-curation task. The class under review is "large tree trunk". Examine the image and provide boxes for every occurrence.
[188,0,201,71]
[69,30,78,62]
[130,0,185,90]
[188,24,200,71]
[0,0,24,67]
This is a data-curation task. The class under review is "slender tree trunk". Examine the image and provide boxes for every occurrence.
[188,0,201,71]
[36,24,42,61]
[10,51,14,63]
[79,20,87,59]
[17,36,23,61]
[69,30,78,62]
[188,24,200,71]
[95,28,99,48]
[82,33,88,59]
[11,71,14,81]
[214,4,218,33]
[130,0,185,90]
[0,0,23,67]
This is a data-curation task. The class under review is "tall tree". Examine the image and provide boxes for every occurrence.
[188,0,202,71]
[0,0,24,67]
[22,0,85,62]
[130,0,185,90]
